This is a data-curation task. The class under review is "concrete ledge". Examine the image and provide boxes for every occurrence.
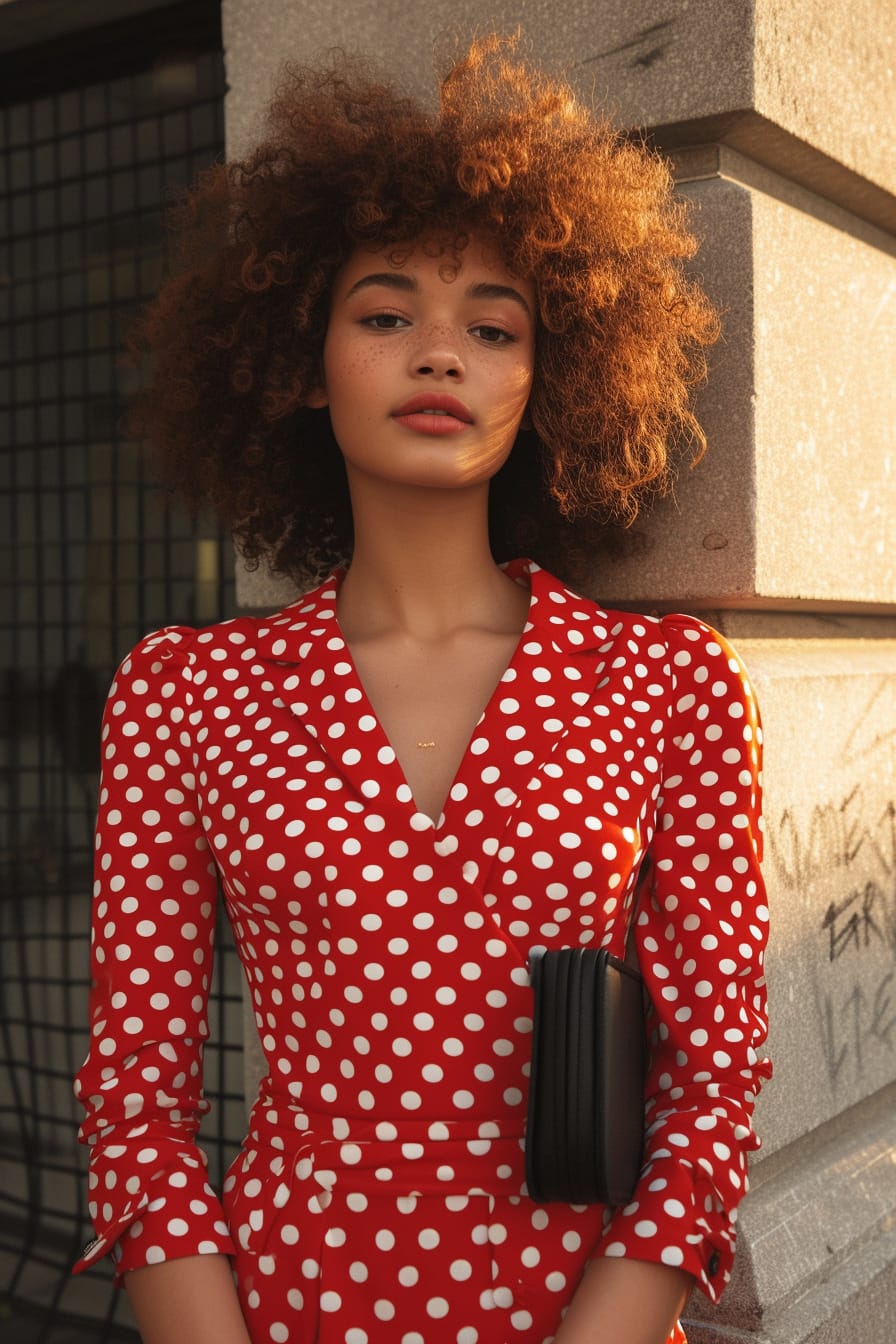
[583,0,895,210]
[683,1083,896,1342]
[666,127,896,238]
[798,1252,896,1344]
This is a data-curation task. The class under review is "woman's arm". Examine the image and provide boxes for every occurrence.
[73,628,236,1279]
[555,1259,693,1344]
[126,1256,252,1344]
[590,616,771,1301]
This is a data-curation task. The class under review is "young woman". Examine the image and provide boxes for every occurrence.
[73,37,771,1344]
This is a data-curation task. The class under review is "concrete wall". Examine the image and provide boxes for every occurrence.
[224,2,896,1339]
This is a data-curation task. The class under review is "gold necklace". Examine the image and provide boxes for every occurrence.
[416,740,437,749]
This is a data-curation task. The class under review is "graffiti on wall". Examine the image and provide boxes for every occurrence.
[817,876,896,1090]
[767,679,896,1095]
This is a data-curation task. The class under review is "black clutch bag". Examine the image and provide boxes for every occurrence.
[525,860,650,1206]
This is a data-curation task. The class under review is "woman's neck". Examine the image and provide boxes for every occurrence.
[337,475,525,642]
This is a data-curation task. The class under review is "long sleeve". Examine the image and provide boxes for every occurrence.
[593,614,771,1302]
[73,626,235,1281]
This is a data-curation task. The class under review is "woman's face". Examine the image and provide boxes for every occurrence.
[311,235,536,493]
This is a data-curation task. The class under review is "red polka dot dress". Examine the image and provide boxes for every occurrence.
[74,560,771,1343]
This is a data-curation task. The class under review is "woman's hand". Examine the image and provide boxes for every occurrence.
[126,1254,252,1344]
[553,1256,693,1344]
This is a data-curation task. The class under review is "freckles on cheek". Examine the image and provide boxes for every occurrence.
[335,348,386,384]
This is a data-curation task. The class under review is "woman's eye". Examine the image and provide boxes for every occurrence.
[362,313,408,330]
[472,324,512,344]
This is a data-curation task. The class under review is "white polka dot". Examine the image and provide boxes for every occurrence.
[661,1245,685,1266]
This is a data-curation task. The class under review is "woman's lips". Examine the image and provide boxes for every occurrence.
[392,393,473,435]
[394,411,469,435]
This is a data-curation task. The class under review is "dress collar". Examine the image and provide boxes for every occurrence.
[250,559,612,665]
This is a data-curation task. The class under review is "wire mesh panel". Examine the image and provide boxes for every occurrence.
[0,17,246,1340]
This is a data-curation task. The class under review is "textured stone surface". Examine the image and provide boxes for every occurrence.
[220,1,756,156]
[578,173,760,610]
[589,2,896,220]
[752,198,896,606]
[753,1,896,201]
[800,1252,896,1344]
[235,556,294,613]
[582,167,896,609]
[737,639,896,1154]
[223,0,564,156]
[682,1084,896,1342]
[223,0,896,208]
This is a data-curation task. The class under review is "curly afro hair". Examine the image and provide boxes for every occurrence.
[129,34,719,587]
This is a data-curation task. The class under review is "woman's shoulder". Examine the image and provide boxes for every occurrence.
[654,611,757,699]
[532,564,732,653]
[110,623,200,692]
[114,578,335,679]
[532,566,756,712]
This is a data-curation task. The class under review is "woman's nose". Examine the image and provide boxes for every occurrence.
[411,328,465,379]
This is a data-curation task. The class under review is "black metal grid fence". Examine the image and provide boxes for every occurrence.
[1,10,247,1339]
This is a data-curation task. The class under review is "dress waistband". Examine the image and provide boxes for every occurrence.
[241,1100,527,1199]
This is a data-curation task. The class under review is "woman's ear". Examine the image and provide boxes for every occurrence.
[305,386,329,409]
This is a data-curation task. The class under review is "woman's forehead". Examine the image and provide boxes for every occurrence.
[333,232,535,300]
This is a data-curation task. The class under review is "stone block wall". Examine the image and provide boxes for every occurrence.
[225,3,896,1339]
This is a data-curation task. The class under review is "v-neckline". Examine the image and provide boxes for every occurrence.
[329,563,536,830]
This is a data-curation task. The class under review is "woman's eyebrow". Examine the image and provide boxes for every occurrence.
[467,282,532,318]
[344,273,416,299]
[343,272,532,318]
